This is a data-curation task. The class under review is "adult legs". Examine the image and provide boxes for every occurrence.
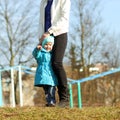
[52,33,69,104]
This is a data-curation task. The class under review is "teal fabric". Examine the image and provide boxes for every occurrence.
[32,48,58,86]
[42,36,54,47]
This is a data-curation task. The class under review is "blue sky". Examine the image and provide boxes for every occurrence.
[101,0,120,34]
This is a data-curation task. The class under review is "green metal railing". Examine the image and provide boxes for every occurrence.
[68,82,82,108]
[1,66,120,108]
[0,65,33,107]
[68,67,120,108]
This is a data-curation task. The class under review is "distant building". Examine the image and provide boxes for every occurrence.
[94,62,109,73]
[79,62,109,74]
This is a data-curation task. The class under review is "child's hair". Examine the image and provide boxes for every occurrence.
[42,36,54,47]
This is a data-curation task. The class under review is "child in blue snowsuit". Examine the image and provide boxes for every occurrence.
[32,36,58,106]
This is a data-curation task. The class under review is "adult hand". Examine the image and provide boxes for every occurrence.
[39,32,50,44]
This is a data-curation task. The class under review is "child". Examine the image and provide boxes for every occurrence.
[32,36,58,107]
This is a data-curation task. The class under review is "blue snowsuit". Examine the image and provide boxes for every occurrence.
[32,43,58,106]
[32,48,58,87]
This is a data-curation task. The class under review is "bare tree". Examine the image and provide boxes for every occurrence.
[67,0,106,77]
[66,0,112,106]
[0,0,39,67]
[0,0,39,105]
[101,34,120,68]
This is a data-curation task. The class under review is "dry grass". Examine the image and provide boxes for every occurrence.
[0,106,120,120]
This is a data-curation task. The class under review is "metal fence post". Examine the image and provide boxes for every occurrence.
[69,83,73,108]
[77,82,82,108]
[11,68,15,107]
[18,65,23,107]
[0,71,3,107]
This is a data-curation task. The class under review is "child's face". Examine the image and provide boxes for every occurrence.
[44,42,53,52]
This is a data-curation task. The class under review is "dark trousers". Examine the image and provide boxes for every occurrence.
[52,33,69,102]
[43,85,56,104]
